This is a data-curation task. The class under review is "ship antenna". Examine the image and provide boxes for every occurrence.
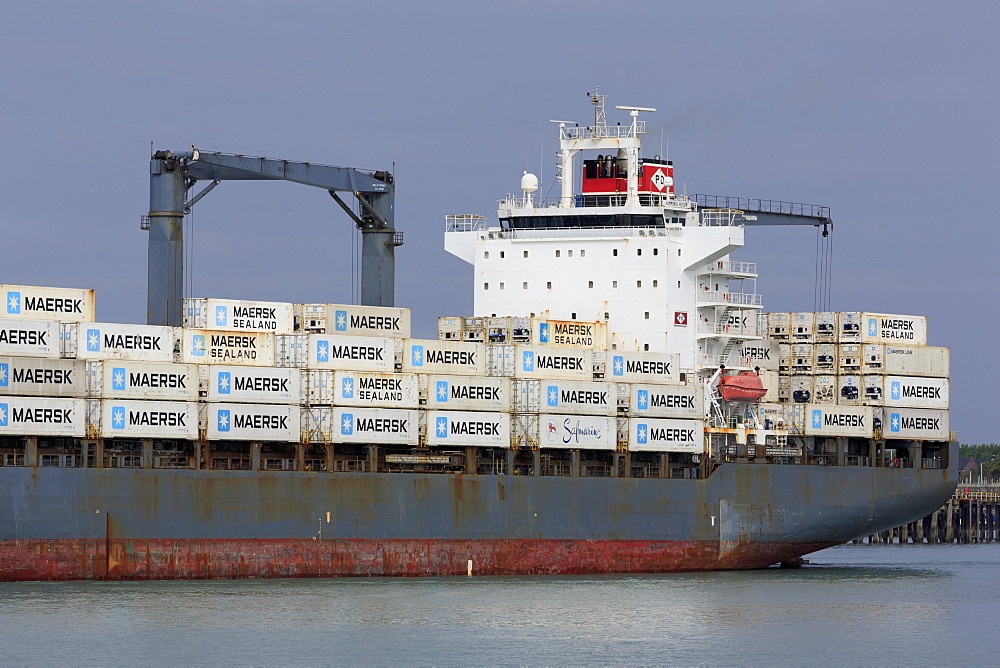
[587,88,607,128]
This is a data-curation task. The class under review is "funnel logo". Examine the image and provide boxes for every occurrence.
[217,409,231,432]
[435,416,448,438]
[546,385,559,407]
[111,406,126,430]
[340,412,354,435]
[0,363,7,387]
[411,345,424,366]
[217,371,231,395]
[868,318,879,337]
[334,310,348,332]
[111,367,127,391]
[539,322,550,343]
[612,355,624,376]
[341,376,354,399]
[215,305,228,327]
[522,350,535,372]
[636,389,649,410]
[86,329,101,352]
[636,423,648,444]
[435,380,449,403]
[6,292,20,315]
[889,412,901,432]
[191,334,206,357]
[890,381,902,401]
[811,409,823,429]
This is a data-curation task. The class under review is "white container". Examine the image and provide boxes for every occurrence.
[513,345,593,381]
[861,313,928,346]
[0,319,60,358]
[791,376,814,404]
[532,318,608,349]
[861,344,884,373]
[0,284,94,322]
[629,384,703,419]
[0,396,85,436]
[402,338,485,376]
[814,344,838,372]
[297,304,327,332]
[207,366,301,405]
[0,357,85,397]
[812,375,837,404]
[838,312,863,342]
[323,304,411,339]
[180,329,275,367]
[778,343,791,372]
[791,312,815,340]
[534,380,616,416]
[306,370,334,404]
[885,376,949,410]
[99,360,198,401]
[838,344,862,372]
[790,404,873,438]
[720,311,759,338]
[756,403,787,429]
[75,323,176,363]
[883,408,949,440]
[183,298,294,334]
[100,400,198,439]
[437,317,463,342]
[837,375,863,405]
[777,376,790,402]
[207,402,300,441]
[606,351,679,384]
[790,344,814,371]
[332,371,418,409]
[426,410,510,447]
[760,370,780,403]
[538,414,617,450]
[425,375,510,412]
[884,345,949,378]
[305,334,393,372]
[814,312,837,341]
[331,407,418,445]
[767,313,790,339]
[628,418,704,453]
[863,375,884,405]
[736,340,779,372]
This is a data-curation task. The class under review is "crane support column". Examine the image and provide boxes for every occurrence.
[148,152,188,326]
[360,186,397,307]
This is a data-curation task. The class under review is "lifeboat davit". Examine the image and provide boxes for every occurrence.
[718,371,767,403]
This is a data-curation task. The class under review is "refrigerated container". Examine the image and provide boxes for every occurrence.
[787,404,874,438]
[402,338,485,376]
[332,371,419,409]
[0,357,85,397]
[628,418,704,453]
[307,334,394,372]
[538,414,617,450]
[99,400,198,439]
[97,360,198,401]
[0,284,94,323]
[183,298,294,334]
[628,384,703,419]
[206,403,301,441]
[884,376,949,410]
[0,320,64,359]
[206,366,302,405]
[606,350,679,384]
[861,313,928,346]
[883,345,949,378]
[0,396,85,437]
[75,323,176,363]
[323,304,412,339]
[521,379,616,416]
[791,312,815,340]
[837,375,863,406]
[883,407,949,440]
[531,318,608,349]
[331,407,419,445]
[179,329,274,367]
[736,340,779,371]
[425,410,510,447]
[425,375,510,412]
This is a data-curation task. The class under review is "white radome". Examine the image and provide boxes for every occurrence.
[520,171,539,193]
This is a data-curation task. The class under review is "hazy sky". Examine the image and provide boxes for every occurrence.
[1,1,996,442]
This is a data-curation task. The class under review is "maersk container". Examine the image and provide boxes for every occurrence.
[778,343,790,373]
[522,379,616,416]
[628,418,704,453]
[790,344,814,372]
[332,371,418,409]
[791,312,815,340]
[306,370,334,405]
[863,375,884,405]
[884,376,950,410]
[207,366,301,405]
[883,407,949,440]
[837,312,863,342]
[207,402,300,442]
[767,313,790,339]
[99,400,198,440]
[402,338,485,376]
[0,284,94,323]
[788,404,874,438]
[720,311,758,338]
[814,312,838,342]
[538,414,617,450]
[323,304,411,339]
[75,323,175,363]
[777,376,790,402]
[496,345,592,381]
[531,318,608,350]
[295,303,328,333]
[0,356,85,397]
[606,350,678,384]
[0,396,84,437]
[307,334,393,372]
[813,375,837,405]
[97,360,198,401]
[883,345,950,378]
[814,343,838,372]
[0,319,60,358]
[862,344,884,374]
[437,317,463,342]
[861,313,928,346]
[736,340,779,372]
[179,329,275,367]
[756,402,787,429]
[790,376,813,404]
[760,370,780,403]
[838,344,862,372]
[425,374,510,412]
[183,298,294,334]
[331,407,418,445]
[837,375,863,406]
[629,384,703,419]
[425,410,510,447]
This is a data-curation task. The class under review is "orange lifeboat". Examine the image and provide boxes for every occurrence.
[718,371,767,403]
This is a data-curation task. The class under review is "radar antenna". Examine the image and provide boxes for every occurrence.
[587,88,607,127]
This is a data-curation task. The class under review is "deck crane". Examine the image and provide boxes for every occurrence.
[146,149,400,326]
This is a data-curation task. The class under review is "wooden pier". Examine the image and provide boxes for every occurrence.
[851,484,1000,544]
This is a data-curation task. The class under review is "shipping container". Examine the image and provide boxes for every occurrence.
[756,403,787,429]
[883,407,949,440]
[536,414,618,450]
[488,345,594,381]
[531,318,608,349]
[814,312,837,341]
[883,345,950,378]
[486,316,532,344]
[863,375,884,405]
[437,317,463,341]
[838,344,862,372]
[425,375,510,412]
[837,375,863,405]
[460,317,486,343]
[307,334,394,372]
[179,329,274,367]
[760,370,780,403]
[402,338,484,376]
[606,350,678,384]
[777,376,790,402]
[207,366,302,405]
[425,410,510,447]
[884,376,949,410]
[814,344,838,372]
[0,396,85,437]
[305,370,333,405]
[791,376,813,403]
[0,319,61,358]
[75,323,176,363]
[629,384,703,419]
[778,343,790,373]
[628,418,704,453]
[97,360,198,401]
[331,407,418,445]
[323,304,411,339]
[767,313,790,339]
[837,312,863,342]
[99,400,198,439]
[206,402,300,442]
[736,340,779,371]
[790,344,814,372]
[296,304,328,332]
[0,284,94,323]
[791,312,815,340]
[813,375,837,404]
[787,404,874,438]
[332,371,418,409]
[719,310,759,338]
[184,298,294,334]
[0,356,85,397]
[527,379,617,416]
[861,344,884,374]
[861,313,928,346]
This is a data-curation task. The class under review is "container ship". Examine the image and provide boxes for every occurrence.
[0,95,957,580]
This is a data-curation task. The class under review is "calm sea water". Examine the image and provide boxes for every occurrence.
[2,544,998,666]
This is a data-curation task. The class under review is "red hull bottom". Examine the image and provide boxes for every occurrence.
[0,538,837,581]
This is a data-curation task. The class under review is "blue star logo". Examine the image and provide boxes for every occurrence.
[436,416,448,437]
[522,351,534,372]
[890,413,901,432]
[340,413,354,435]
[637,389,648,410]
[6,291,20,314]
[636,423,648,444]
[0,363,8,387]
[341,377,354,398]
[436,380,449,402]
[868,318,878,337]
[612,355,624,376]
[86,329,101,352]
[335,310,348,331]
[111,367,126,391]
[0,403,8,426]
[811,410,823,429]
[890,381,901,401]
[546,385,559,407]
[539,322,550,343]
[411,345,424,366]
[191,334,206,357]
[111,406,126,430]
[217,409,231,432]
[316,340,329,362]
[218,371,231,394]
[215,305,228,327]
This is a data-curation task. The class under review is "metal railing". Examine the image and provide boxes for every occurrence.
[561,122,646,140]
[497,193,693,210]
[699,291,763,306]
[694,195,831,220]
[704,261,757,275]
[445,214,487,232]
